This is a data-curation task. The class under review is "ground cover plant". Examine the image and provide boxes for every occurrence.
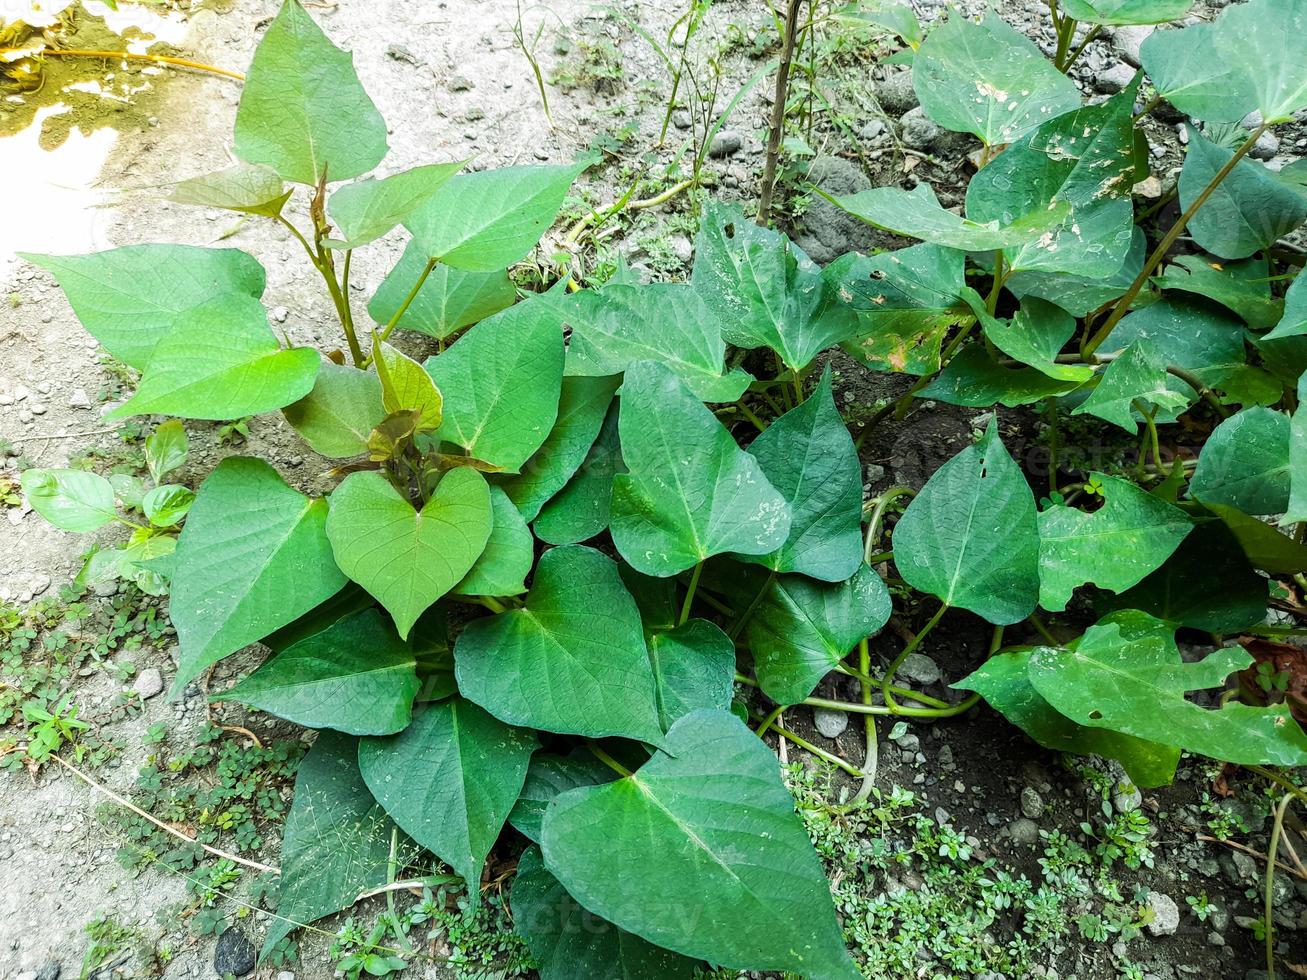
[15,0,1307,975]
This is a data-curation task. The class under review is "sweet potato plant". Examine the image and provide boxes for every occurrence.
[18,0,1307,974]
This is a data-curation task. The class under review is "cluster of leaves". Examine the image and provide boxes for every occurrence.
[20,0,1307,973]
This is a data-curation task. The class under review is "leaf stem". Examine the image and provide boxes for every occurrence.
[679,560,704,626]
[728,569,776,640]
[882,604,947,712]
[587,743,633,777]
[376,257,440,346]
[1084,121,1272,358]
[1266,793,1293,977]
[20,47,245,81]
[849,637,877,804]
[757,0,804,225]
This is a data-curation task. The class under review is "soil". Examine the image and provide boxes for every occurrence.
[1,1,1304,979]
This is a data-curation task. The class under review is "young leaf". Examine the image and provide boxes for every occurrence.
[453,487,533,597]
[738,369,863,581]
[919,346,1084,408]
[1058,0,1191,24]
[979,299,1094,382]
[368,241,515,340]
[533,401,624,545]
[892,421,1039,624]
[454,545,664,742]
[20,469,117,533]
[540,709,859,978]
[169,163,292,218]
[358,697,536,895]
[610,360,790,577]
[560,283,753,402]
[513,846,700,980]
[405,159,592,271]
[823,183,1071,252]
[912,12,1080,146]
[509,751,615,843]
[283,360,386,459]
[1141,0,1307,124]
[424,296,565,472]
[1180,127,1307,260]
[647,620,735,731]
[502,375,621,522]
[737,564,892,707]
[1188,406,1290,515]
[261,731,404,957]
[142,485,195,528]
[105,296,320,421]
[1037,473,1191,611]
[21,245,266,369]
[325,469,492,638]
[955,650,1180,788]
[1071,341,1190,434]
[233,0,387,184]
[691,202,858,370]
[374,342,442,431]
[1028,611,1307,767]
[145,419,189,484]
[327,162,464,248]
[171,458,346,689]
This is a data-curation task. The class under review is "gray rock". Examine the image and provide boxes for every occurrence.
[1207,930,1225,946]
[900,653,942,686]
[1020,787,1043,820]
[447,74,473,91]
[858,119,886,141]
[214,927,256,978]
[68,388,91,409]
[671,109,691,130]
[1111,25,1154,67]
[792,156,884,263]
[813,707,850,738]
[1009,817,1040,845]
[134,667,164,700]
[669,234,693,266]
[1146,891,1180,936]
[876,71,919,115]
[1209,904,1231,932]
[35,964,61,980]
[1251,131,1280,161]
[1112,781,1142,814]
[900,106,941,150]
[708,130,742,158]
[276,973,295,980]
[1094,62,1137,94]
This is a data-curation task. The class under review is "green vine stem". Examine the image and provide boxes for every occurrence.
[679,560,704,625]
[1266,793,1294,978]
[750,710,863,776]
[882,603,948,711]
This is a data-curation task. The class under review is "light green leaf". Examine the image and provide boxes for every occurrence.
[326,469,492,638]
[691,202,858,370]
[262,730,405,957]
[1029,611,1307,767]
[824,183,1071,252]
[233,0,387,184]
[327,162,464,248]
[374,341,442,431]
[980,298,1094,382]
[919,345,1084,407]
[424,296,564,472]
[1058,0,1191,24]
[1006,226,1146,317]
[1289,374,1307,523]
[1037,473,1191,611]
[534,401,624,545]
[540,709,858,978]
[21,245,266,369]
[647,619,735,731]
[142,485,195,528]
[893,421,1039,624]
[502,375,620,522]
[359,697,535,892]
[739,369,863,581]
[1188,406,1290,515]
[955,650,1180,788]
[913,12,1081,146]
[509,751,614,843]
[21,468,117,533]
[368,240,515,340]
[169,163,292,218]
[1180,128,1307,259]
[737,564,892,706]
[406,160,591,271]
[1141,0,1307,124]
[1155,255,1282,330]
[455,545,663,742]
[106,296,319,421]
[611,360,790,577]
[145,419,189,484]
[832,2,922,46]
[513,846,701,980]
[560,283,753,402]
[216,608,418,735]
[454,487,533,597]
[170,458,345,689]
[1071,341,1191,434]
[283,360,386,459]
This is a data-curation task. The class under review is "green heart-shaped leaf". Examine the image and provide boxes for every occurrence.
[920,345,1085,408]
[283,360,386,459]
[533,400,624,545]
[1072,341,1191,434]
[328,162,464,248]
[1188,406,1290,516]
[169,163,292,218]
[509,751,614,843]
[1059,0,1191,24]
[368,240,515,340]
[647,620,735,731]
[454,486,533,597]
[20,469,117,533]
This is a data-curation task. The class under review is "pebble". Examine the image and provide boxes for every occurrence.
[813,707,849,738]
[899,653,941,686]
[1093,62,1136,94]
[858,119,885,141]
[1251,131,1280,161]
[1146,891,1180,936]
[134,667,164,700]
[68,388,91,409]
[708,130,742,157]
[271,306,290,323]
[35,965,60,980]
[29,403,46,415]
[1008,817,1040,845]
[214,927,257,978]
[277,974,295,980]
[1111,24,1153,67]
[1112,781,1142,813]
[875,70,919,115]
[671,109,691,130]
[899,106,941,150]
[1207,930,1225,947]
[1019,787,1043,820]
[447,74,473,91]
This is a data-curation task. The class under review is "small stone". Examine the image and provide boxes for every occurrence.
[447,74,473,91]
[1207,931,1225,947]
[133,668,164,700]
[899,653,941,686]
[876,70,919,115]
[1111,25,1153,68]
[669,235,693,265]
[671,109,691,130]
[271,306,289,324]
[937,744,953,768]
[813,707,849,739]
[68,388,91,409]
[1134,175,1163,198]
[13,384,29,402]
[386,44,420,65]
[277,973,295,980]
[858,119,886,141]
[1020,787,1043,820]
[708,130,742,158]
[1146,891,1180,936]
[899,106,941,150]
[214,926,257,978]
[1230,849,1258,883]
[1093,62,1136,94]
[29,403,46,415]
[1112,781,1142,813]
[1251,131,1280,161]
[34,964,60,980]
[1009,817,1040,845]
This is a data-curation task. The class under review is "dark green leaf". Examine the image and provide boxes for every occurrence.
[454,487,533,597]
[534,401,624,545]
[1071,341,1190,434]
[509,751,614,843]
[648,620,735,730]
[1155,255,1282,329]
[1188,406,1290,515]
[919,346,1083,408]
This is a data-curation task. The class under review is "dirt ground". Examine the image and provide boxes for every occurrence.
[1,1,1304,978]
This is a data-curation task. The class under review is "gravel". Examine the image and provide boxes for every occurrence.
[900,653,942,686]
